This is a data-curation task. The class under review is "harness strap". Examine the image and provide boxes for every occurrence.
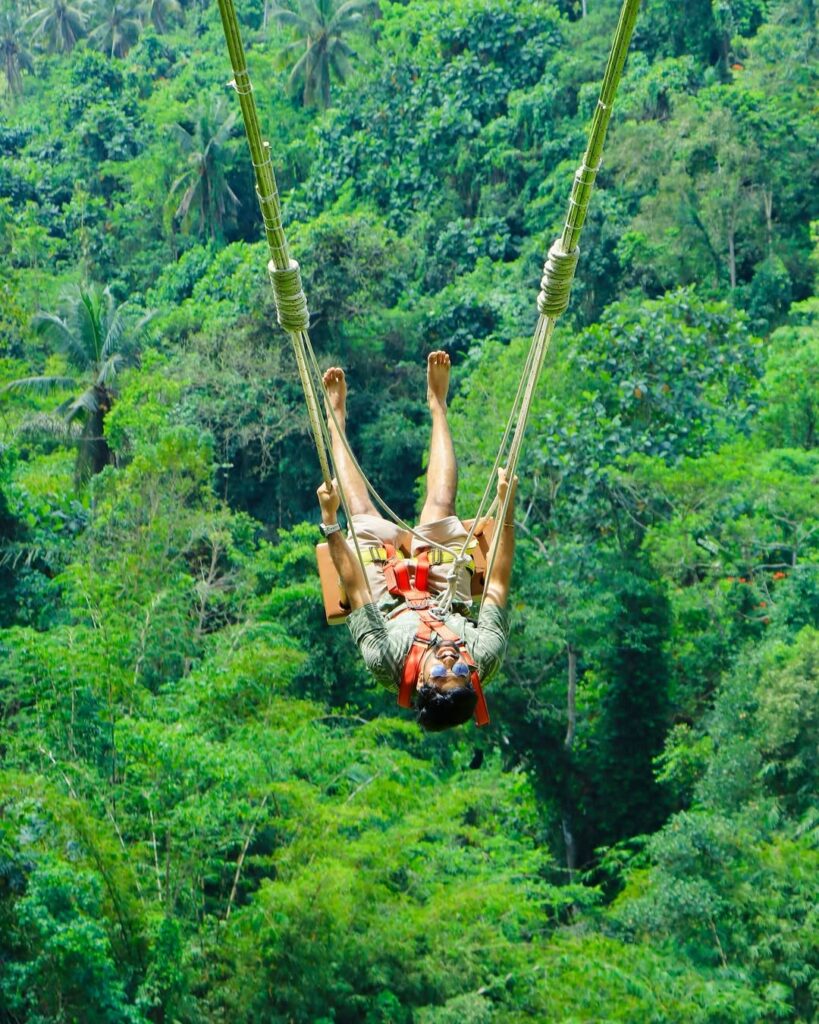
[398,639,427,710]
[384,547,434,610]
[360,545,476,568]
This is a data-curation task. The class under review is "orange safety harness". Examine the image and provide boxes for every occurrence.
[378,545,490,727]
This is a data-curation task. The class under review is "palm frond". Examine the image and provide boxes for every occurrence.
[212,109,238,147]
[79,287,103,362]
[175,182,199,221]
[288,45,315,88]
[100,308,126,362]
[32,311,87,367]
[169,170,193,198]
[301,0,325,24]
[277,38,307,58]
[269,7,310,31]
[133,309,157,343]
[97,354,123,387]
[329,45,352,83]
[64,388,99,422]
[168,122,195,153]
[15,411,80,441]
[1,375,76,396]
[330,0,372,29]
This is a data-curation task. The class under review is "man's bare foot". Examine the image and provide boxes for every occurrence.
[427,350,451,408]
[323,367,347,428]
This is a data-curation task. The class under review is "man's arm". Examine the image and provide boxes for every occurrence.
[317,480,372,611]
[482,467,517,609]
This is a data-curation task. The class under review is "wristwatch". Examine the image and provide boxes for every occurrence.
[319,521,342,538]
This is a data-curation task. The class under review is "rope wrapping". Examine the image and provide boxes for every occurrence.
[537,241,580,319]
[229,69,253,95]
[269,259,310,332]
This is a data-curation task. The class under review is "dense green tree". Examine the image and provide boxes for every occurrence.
[270,0,371,108]
[27,0,88,53]
[141,0,182,34]
[168,97,240,241]
[0,6,35,98]
[757,298,819,448]
[1,0,817,1018]
[1,284,152,480]
[90,0,142,58]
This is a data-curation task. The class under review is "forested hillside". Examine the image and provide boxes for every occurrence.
[1,0,817,1020]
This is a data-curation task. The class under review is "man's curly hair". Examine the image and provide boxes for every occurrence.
[415,683,477,732]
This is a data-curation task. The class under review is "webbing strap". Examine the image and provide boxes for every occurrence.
[415,550,430,592]
[398,641,426,709]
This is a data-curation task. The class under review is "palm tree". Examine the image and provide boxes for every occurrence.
[27,0,88,54]
[270,0,372,109]
[1,285,153,480]
[0,7,35,99]
[141,0,182,34]
[169,98,240,241]
[89,0,141,58]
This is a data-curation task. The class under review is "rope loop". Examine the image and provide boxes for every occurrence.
[537,240,580,319]
[229,70,253,96]
[268,258,310,333]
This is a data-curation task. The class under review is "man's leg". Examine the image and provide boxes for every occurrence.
[420,351,458,525]
[323,367,378,517]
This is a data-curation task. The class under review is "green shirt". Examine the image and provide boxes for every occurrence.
[347,602,510,691]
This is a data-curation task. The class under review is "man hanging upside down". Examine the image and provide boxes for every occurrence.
[316,351,516,732]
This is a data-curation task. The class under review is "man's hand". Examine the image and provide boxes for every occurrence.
[317,478,341,524]
[497,467,518,524]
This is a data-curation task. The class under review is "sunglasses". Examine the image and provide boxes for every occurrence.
[428,661,472,680]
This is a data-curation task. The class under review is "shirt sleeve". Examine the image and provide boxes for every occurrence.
[471,603,510,685]
[346,603,403,690]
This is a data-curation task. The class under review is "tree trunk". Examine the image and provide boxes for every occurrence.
[561,644,579,879]
[565,644,577,750]
[727,225,737,290]
[77,403,115,483]
[581,0,588,17]
[762,187,773,255]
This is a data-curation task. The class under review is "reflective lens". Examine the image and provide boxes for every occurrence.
[429,661,471,679]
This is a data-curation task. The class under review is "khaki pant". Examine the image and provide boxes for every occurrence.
[349,513,473,607]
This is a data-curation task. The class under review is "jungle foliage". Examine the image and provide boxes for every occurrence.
[0,0,817,1020]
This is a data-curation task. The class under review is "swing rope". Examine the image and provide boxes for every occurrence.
[218,0,378,599]
[466,0,642,615]
[215,0,642,614]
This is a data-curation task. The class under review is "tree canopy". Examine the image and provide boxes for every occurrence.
[0,0,817,1020]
